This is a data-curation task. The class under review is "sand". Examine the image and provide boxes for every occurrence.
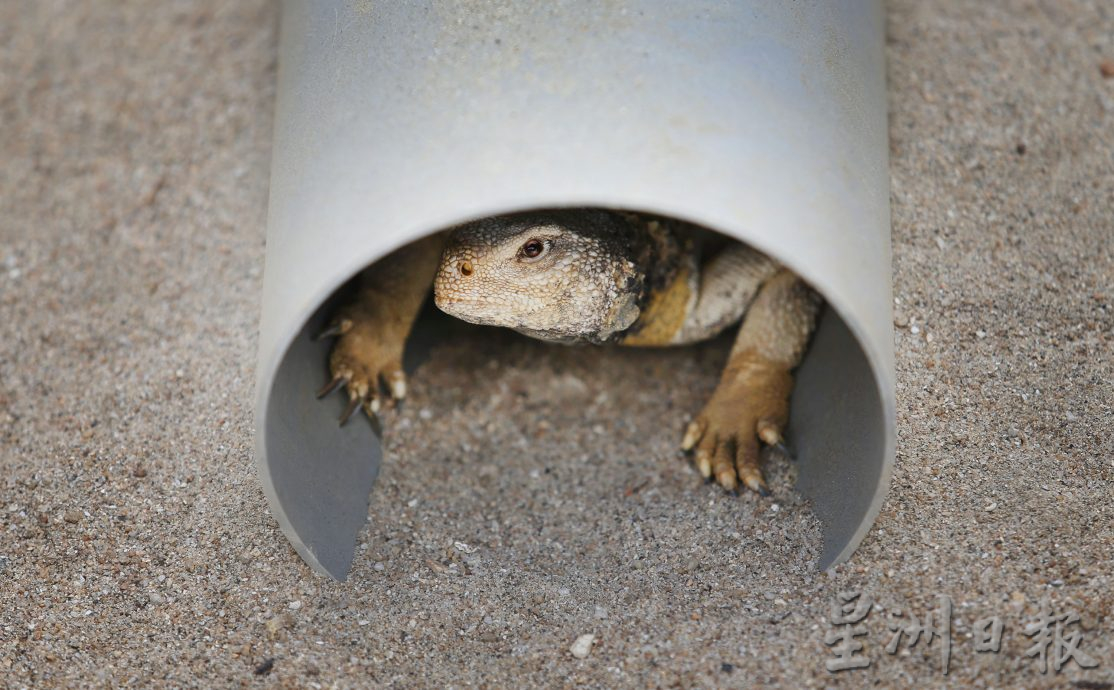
[1,1,1111,688]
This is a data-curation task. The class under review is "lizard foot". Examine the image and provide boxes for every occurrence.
[316,304,409,426]
[680,350,794,495]
[313,233,446,426]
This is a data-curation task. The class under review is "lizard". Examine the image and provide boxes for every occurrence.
[316,209,821,495]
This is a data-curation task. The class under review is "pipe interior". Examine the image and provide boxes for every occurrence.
[263,214,885,577]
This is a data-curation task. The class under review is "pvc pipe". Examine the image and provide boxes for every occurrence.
[257,0,893,580]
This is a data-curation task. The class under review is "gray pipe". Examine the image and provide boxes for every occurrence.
[256,0,894,579]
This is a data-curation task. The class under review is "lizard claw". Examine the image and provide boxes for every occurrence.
[338,378,385,426]
[314,318,352,341]
[316,374,348,399]
[681,419,706,452]
[756,420,781,447]
[338,395,362,426]
[388,370,407,401]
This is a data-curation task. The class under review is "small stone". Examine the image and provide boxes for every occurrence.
[976,329,987,339]
[1100,59,1114,79]
[132,465,147,478]
[148,592,166,605]
[570,633,595,659]
[63,509,82,524]
[265,614,292,635]
[418,408,433,420]
[551,373,589,399]
[288,600,303,611]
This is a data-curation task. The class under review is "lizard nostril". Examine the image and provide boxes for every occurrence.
[459,260,473,277]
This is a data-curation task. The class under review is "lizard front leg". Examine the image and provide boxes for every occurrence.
[681,270,821,494]
[317,232,446,424]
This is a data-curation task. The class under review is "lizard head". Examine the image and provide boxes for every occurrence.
[433,210,645,344]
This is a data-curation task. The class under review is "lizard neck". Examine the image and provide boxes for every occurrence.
[616,217,698,346]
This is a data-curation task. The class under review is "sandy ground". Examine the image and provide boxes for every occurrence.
[1,1,1112,688]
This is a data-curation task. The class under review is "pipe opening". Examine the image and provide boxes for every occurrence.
[260,209,887,579]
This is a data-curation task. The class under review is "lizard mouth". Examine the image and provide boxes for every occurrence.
[432,291,491,319]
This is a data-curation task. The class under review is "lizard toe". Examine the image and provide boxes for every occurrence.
[680,418,707,452]
[734,433,768,496]
[712,436,738,491]
[692,430,717,480]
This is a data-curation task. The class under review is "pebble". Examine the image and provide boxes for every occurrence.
[63,509,82,524]
[265,614,292,635]
[289,600,303,610]
[570,634,595,659]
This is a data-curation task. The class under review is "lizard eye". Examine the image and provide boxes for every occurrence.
[519,238,548,260]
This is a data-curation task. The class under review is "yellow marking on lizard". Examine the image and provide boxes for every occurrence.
[619,263,693,347]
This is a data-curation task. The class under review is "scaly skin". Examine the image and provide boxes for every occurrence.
[320,210,821,495]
